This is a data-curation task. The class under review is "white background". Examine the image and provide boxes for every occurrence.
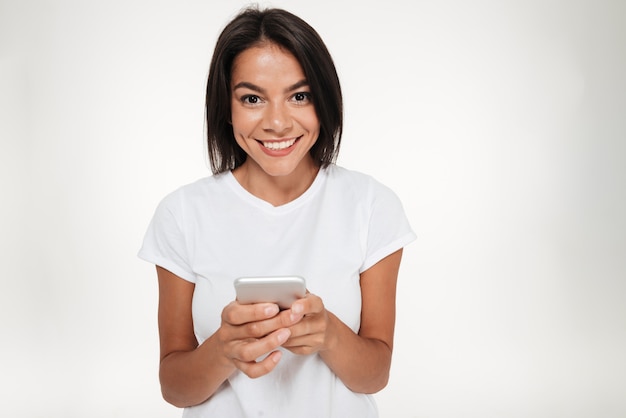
[1,0,625,417]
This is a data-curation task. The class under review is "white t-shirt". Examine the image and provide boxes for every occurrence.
[139,164,416,418]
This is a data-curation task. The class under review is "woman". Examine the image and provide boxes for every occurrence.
[139,6,416,417]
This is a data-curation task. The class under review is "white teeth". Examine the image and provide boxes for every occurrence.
[262,138,296,150]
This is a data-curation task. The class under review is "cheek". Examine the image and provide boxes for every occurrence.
[301,110,320,134]
[230,110,256,135]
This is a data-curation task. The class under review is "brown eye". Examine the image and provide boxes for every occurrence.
[242,95,260,104]
[292,92,311,104]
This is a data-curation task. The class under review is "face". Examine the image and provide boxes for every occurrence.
[230,43,320,179]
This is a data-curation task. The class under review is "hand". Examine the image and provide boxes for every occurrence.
[217,301,295,378]
[282,293,334,355]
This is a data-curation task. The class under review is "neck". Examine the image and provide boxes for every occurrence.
[233,158,321,207]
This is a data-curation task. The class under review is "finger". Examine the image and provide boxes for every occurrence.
[233,350,283,378]
[286,315,325,341]
[222,301,280,326]
[230,328,291,363]
[289,293,323,321]
[282,326,322,355]
[284,331,323,348]
[228,309,299,341]
[283,344,315,356]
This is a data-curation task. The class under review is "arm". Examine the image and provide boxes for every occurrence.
[283,249,403,393]
[156,266,295,407]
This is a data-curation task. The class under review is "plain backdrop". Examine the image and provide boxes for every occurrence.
[1,0,625,417]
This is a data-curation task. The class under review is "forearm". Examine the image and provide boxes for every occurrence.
[159,334,235,408]
[319,311,392,394]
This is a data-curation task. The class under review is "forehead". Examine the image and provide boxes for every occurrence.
[231,43,306,84]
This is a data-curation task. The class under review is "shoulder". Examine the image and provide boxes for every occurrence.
[324,164,398,201]
[155,173,229,213]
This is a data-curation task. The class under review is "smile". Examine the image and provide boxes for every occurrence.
[260,137,299,151]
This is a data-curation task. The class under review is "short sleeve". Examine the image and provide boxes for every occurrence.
[138,191,197,283]
[360,181,416,273]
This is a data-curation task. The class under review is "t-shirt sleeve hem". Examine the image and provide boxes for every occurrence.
[137,250,197,284]
[359,231,417,274]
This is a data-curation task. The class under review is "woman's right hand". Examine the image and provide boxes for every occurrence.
[216,301,295,378]
[157,267,301,407]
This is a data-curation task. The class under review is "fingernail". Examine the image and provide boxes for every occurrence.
[277,329,290,344]
[264,304,279,316]
[292,303,303,315]
[272,350,282,364]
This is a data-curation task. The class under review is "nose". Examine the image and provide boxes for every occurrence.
[263,102,292,134]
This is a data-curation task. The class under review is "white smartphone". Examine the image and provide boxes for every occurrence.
[234,276,306,310]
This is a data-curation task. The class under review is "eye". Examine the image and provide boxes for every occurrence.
[291,92,312,104]
[241,94,261,105]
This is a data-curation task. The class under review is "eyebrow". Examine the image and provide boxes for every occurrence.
[232,79,309,94]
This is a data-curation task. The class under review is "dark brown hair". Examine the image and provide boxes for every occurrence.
[205,7,343,174]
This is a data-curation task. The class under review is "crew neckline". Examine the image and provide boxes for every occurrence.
[223,165,329,213]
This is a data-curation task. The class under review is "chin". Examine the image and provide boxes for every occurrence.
[260,163,300,178]
[252,152,315,178]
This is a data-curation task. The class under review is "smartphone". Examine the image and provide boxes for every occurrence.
[234,276,306,310]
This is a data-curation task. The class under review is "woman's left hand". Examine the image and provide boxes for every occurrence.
[281,293,335,355]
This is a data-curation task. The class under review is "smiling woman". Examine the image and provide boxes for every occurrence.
[138,6,416,418]
[4,0,625,417]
